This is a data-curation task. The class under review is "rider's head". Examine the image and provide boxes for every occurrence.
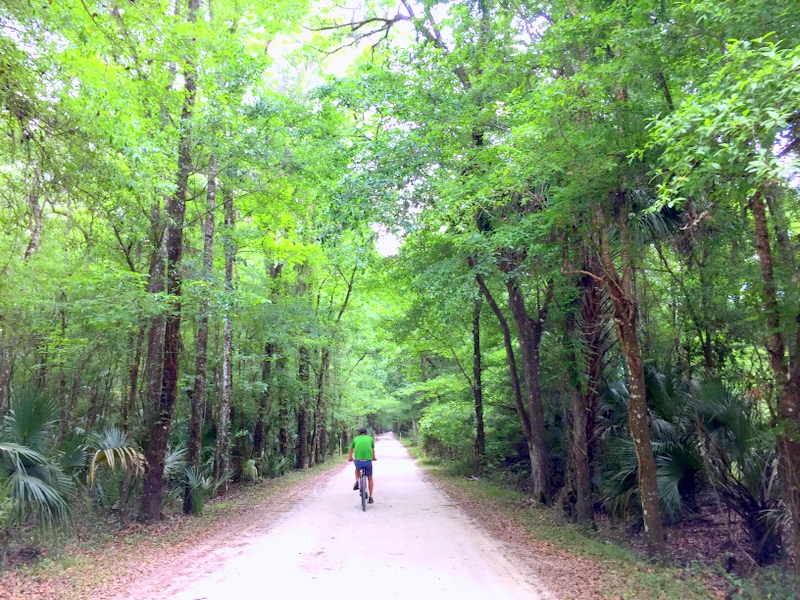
[359,427,367,435]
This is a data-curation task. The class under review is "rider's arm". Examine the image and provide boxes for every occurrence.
[347,447,354,461]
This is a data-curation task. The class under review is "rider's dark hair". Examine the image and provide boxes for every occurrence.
[358,427,367,435]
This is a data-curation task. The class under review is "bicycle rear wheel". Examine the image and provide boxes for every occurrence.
[360,471,367,511]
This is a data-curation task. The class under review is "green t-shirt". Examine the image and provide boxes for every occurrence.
[351,434,374,461]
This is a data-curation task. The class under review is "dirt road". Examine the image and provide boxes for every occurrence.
[123,434,554,600]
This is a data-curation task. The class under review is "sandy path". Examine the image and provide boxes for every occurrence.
[122,434,554,600]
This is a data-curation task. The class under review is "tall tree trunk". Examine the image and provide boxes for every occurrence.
[184,155,217,514]
[58,291,69,441]
[296,346,310,469]
[467,259,532,459]
[500,262,553,505]
[472,296,485,464]
[308,263,356,466]
[750,189,800,570]
[59,347,94,439]
[215,187,234,493]
[0,338,12,413]
[277,354,290,459]
[581,264,608,460]
[254,263,283,463]
[124,325,145,433]
[566,248,610,525]
[140,0,198,521]
[142,201,169,432]
[594,204,666,556]
[566,300,592,524]
[23,170,42,260]
[33,340,47,391]
[252,342,273,462]
[309,349,329,467]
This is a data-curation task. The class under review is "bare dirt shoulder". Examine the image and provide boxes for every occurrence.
[428,476,612,600]
[0,464,342,600]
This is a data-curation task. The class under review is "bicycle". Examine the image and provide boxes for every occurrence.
[358,467,368,511]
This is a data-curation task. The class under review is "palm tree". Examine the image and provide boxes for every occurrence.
[598,363,703,523]
[0,389,73,531]
[693,381,783,565]
[86,427,145,487]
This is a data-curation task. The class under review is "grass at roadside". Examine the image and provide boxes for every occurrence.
[400,441,718,599]
[0,457,346,600]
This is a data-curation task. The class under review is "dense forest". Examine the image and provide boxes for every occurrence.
[1,0,799,584]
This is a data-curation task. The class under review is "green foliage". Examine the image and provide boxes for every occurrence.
[262,453,289,479]
[241,459,259,483]
[693,382,783,565]
[652,38,800,205]
[86,427,145,487]
[598,364,704,523]
[0,390,73,532]
[0,0,799,580]
[418,400,475,463]
[183,467,212,516]
[722,564,800,600]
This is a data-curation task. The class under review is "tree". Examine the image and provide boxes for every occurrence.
[652,36,800,569]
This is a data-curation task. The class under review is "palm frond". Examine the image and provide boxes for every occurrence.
[87,427,145,486]
[163,445,187,480]
[656,453,695,520]
[8,470,71,529]
[2,389,59,452]
[650,417,677,442]
[0,442,50,473]
[58,433,88,471]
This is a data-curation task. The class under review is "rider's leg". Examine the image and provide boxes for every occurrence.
[353,466,360,489]
[367,475,374,498]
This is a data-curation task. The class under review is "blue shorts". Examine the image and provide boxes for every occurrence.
[354,460,373,477]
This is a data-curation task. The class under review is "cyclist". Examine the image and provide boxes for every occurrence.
[348,427,376,504]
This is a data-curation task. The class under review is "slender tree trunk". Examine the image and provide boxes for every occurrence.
[215,187,234,493]
[0,338,12,413]
[750,189,800,570]
[124,325,145,433]
[309,349,329,467]
[140,1,198,521]
[308,263,356,466]
[86,384,101,432]
[472,296,485,464]
[254,263,283,463]
[296,346,310,469]
[468,259,528,434]
[566,303,592,524]
[294,262,311,470]
[58,293,69,441]
[595,205,666,556]
[59,347,94,439]
[278,363,290,459]
[252,342,273,462]
[142,202,169,432]
[468,259,532,455]
[184,156,217,514]
[502,271,552,505]
[33,340,47,391]
[23,171,42,260]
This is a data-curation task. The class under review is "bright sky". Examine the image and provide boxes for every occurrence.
[373,224,402,256]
